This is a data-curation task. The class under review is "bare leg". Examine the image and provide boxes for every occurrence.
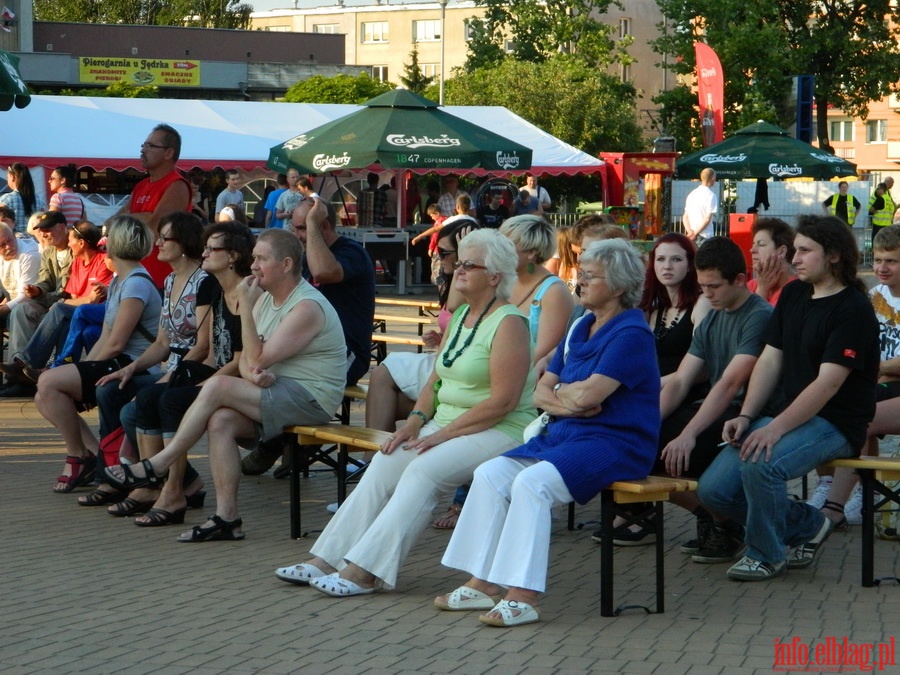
[128,432,165,503]
[365,364,415,432]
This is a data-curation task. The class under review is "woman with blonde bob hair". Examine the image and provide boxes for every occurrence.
[37,215,162,493]
[274,229,538,596]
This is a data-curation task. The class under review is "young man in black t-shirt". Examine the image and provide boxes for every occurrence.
[698,215,879,581]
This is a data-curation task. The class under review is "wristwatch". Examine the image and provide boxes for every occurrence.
[553,383,562,397]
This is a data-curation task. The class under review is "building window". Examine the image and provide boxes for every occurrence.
[504,40,515,53]
[464,19,483,41]
[421,63,439,78]
[314,24,339,34]
[372,65,389,82]
[866,120,888,144]
[362,21,389,44]
[264,25,290,32]
[620,63,631,82]
[619,18,632,38]
[829,120,854,143]
[413,19,441,42]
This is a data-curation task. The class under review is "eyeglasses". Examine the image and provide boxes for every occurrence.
[576,270,606,282]
[453,260,488,272]
[437,248,457,260]
[141,142,169,150]
[204,246,229,253]
[157,233,178,244]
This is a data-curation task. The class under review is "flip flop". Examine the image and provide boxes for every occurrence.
[478,600,540,627]
[309,573,375,597]
[275,563,327,585]
[434,586,501,611]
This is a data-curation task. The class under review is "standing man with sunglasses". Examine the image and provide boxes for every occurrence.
[115,124,192,288]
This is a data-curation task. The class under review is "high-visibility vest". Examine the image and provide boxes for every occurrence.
[828,195,858,225]
[870,192,895,228]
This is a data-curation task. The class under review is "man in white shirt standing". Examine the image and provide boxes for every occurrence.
[683,168,718,243]
[524,173,552,211]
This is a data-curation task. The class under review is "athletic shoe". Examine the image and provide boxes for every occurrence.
[591,524,656,546]
[680,512,715,554]
[727,555,786,581]
[787,516,836,569]
[806,475,833,510]
[843,484,863,526]
[691,521,745,563]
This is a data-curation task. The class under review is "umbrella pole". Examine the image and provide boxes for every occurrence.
[331,172,351,226]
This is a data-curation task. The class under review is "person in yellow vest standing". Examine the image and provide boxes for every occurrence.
[869,177,896,246]
[822,181,861,226]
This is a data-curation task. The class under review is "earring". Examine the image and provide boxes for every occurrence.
[527,261,535,274]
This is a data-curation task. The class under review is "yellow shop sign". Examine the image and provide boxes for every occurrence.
[79,57,201,87]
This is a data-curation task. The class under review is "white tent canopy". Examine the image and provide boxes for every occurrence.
[0,95,604,177]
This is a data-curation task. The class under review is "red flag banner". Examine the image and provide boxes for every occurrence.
[694,42,724,147]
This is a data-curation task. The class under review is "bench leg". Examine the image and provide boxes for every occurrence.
[567,502,575,531]
[289,440,302,540]
[337,443,348,505]
[654,501,665,614]
[599,490,615,617]
[860,469,875,587]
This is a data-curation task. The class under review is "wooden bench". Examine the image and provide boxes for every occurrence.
[284,424,391,539]
[373,313,434,336]
[824,456,900,587]
[370,332,425,363]
[375,297,441,315]
[587,475,699,617]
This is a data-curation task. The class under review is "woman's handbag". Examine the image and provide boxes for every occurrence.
[523,412,552,442]
[165,360,218,390]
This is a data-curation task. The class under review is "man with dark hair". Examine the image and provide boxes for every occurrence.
[120,123,192,287]
[362,172,387,226]
[701,215,879,581]
[275,169,304,229]
[478,190,509,228]
[215,169,244,219]
[607,238,773,563]
[748,217,796,306]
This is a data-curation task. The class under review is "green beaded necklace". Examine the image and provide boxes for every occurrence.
[441,297,498,368]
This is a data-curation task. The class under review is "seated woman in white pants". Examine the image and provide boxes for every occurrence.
[274,228,537,596]
[435,239,661,626]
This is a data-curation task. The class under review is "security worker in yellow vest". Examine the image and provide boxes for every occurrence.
[869,177,896,244]
[823,180,862,225]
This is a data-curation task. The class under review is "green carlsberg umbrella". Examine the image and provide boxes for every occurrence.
[0,49,31,112]
[268,89,532,173]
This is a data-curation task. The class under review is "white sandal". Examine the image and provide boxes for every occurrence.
[478,600,540,627]
[434,586,501,611]
[274,563,327,585]
[309,573,376,597]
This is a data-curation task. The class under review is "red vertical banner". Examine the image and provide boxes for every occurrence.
[694,42,724,147]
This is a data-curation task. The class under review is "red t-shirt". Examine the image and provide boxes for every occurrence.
[129,170,192,287]
[65,251,114,299]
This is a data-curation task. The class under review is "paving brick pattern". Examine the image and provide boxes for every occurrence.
[1,301,897,674]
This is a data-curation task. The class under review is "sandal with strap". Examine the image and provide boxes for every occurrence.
[108,496,155,517]
[177,515,245,542]
[53,453,97,493]
[134,506,187,527]
[104,459,167,491]
[78,487,127,506]
[432,502,462,530]
[821,500,849,532]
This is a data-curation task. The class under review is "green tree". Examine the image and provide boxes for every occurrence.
[399,44,436,95]
[653,0,900,150]
[445,57,644,156]
[44,82,160,98]
[465,0,632,70]
[33,0,252,28]
[283,73,393,104]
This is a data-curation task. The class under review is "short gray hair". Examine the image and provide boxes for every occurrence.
[500,215,557,264]
[581,239,645,308]
[458,228,518,300]
[105,215,153,261]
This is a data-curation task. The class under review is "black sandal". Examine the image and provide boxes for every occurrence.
[177,515,245,542]
[134,506,187,527]
[78,487,126,506]
[104,459,167,491]
[108,496,155,517]
[822,501,849,531]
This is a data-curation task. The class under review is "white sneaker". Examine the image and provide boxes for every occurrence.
[844,484,863,525]
[326,502,338,513]
[806,475,833,510]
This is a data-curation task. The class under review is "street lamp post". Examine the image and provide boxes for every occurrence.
[438,0,449,104]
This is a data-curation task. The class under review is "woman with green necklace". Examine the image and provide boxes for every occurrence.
[274,229,537,596]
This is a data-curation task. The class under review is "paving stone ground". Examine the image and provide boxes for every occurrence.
[1,298,897,674]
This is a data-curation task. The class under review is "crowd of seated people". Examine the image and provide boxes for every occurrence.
[34,205,891,627]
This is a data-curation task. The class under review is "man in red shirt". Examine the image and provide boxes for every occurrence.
[118,124,192,287]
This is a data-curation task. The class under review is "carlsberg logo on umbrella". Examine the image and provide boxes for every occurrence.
[496,151,520,170]
[700,153,747,163]
[386,134,461,149]
[810,153,846,164]
[283,134,310,151]
[769,163,802,177]
[313,153,352,171]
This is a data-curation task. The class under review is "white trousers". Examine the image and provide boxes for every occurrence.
[441,456,574,594]
[308,421,518,589]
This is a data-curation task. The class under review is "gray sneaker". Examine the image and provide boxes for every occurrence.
[691,521,745,563]
[787,516,836,569]
[727,555,787,581]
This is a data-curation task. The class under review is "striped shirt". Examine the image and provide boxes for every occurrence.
[49,188,84,226]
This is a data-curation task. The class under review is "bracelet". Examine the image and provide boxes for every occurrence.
[408,410,429,424]
[738,414,755,422]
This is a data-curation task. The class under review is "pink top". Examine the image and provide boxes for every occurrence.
[747,276,796,307]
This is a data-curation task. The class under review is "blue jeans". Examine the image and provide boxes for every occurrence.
[697,416,857,564]
[51,303,105,367]
[20,302,77,367]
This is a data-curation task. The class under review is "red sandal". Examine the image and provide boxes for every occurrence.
[53,453,97,493]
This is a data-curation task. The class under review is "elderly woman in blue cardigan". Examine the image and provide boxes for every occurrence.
[434,239,661,627]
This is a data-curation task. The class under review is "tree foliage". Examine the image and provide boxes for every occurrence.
[399,44,436,95]
[445,57,644,156]
[464,0,632,71]
[653,0,900,150]
[41,82,160,98]
[33,0,252,29]
[283,73,393,104]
